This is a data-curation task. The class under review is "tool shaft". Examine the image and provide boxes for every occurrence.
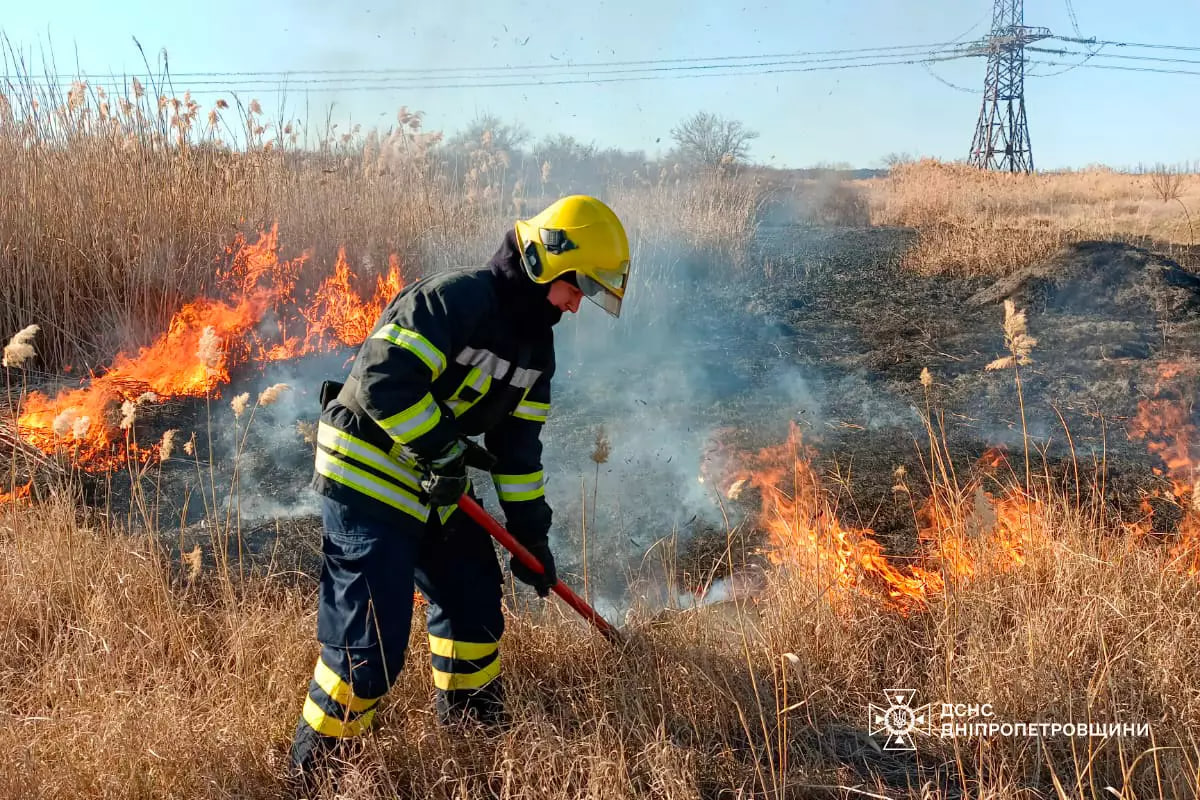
[457,495,622,644]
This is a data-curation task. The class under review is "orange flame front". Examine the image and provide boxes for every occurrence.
[717,357,1200,614]
[15,226,405,471]
[722,426,1047,613]
[1127,362,1200,574]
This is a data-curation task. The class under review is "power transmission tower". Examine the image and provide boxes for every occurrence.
[968,0,1051,172]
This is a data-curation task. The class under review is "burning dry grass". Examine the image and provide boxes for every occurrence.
[864,160,1200,276]
[3,61,1198,800]
[1,470,1197,798]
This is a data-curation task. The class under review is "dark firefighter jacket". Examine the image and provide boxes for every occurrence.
[312,231,558,541]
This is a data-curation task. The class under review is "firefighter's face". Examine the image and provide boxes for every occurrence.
[547,279,583,313]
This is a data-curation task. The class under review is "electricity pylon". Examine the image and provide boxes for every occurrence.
[968,0,1051,172]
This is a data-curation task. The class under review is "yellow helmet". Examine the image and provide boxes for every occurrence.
[514,195,631,317]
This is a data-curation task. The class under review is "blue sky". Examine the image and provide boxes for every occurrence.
[3,0,1198,168]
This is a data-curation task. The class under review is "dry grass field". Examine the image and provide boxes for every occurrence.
[1,79,1198,800]
[862,159,1199,276]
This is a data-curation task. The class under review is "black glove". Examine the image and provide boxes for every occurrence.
[510,538,557,598]
[420,442,467,507]
[461,439,498,471]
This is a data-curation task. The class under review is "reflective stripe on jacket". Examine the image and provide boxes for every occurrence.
[312,268,554,537]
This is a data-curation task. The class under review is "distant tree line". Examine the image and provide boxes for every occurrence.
[430,110,761,201]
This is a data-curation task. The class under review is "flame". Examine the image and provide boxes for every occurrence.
[0,482,32,505]
[1126,362,1200,574]
[729,425,944,613]
[726,428,1047,613]
[16,226,405,470]
[301,249,404,352]
[979,446,1010,471]
[726,356,1200,604]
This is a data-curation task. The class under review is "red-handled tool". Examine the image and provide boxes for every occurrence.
[457,494,623,645]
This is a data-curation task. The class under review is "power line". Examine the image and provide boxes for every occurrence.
[6,34,1196,100]
[1028,58,1200,77]
[14,48,975,90]
[8,50,983,95]
[1049,35,1200,53]
[921,60,977,93]
[3,40,970,85]
[920,13,991,93]
[1062,0,1083,38]
[1026,44,1104,78]
[1028,0,1101,77]
[1028,45,1200,67]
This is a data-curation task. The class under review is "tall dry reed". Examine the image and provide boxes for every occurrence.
[0,63,764,372]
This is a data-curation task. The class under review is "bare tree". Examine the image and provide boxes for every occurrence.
[1148,163,1194,246]
[669,112,759,168]
[445,112,530,155]
[1149,163,1185,203]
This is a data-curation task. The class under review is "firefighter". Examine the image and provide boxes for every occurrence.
[289,195,631,778]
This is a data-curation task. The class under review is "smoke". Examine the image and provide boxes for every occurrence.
[163,353,346,526]
[537,241,819,578]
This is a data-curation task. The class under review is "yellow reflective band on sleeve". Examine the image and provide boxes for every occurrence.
[512,399,550,422]
[302,696,376,738]
[431,655,501,691]
[316,449,430,521]
[493,471,546,502]
[317,422,422,491]
[313,657,379,713]
[427,635,498,661]
[378,392,442,443]
[372,325,446,377]
[447,367,491,418]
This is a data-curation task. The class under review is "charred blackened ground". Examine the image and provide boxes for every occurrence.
[730,229,1200,545]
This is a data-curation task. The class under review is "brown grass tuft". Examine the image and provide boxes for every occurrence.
[51,408,78,438]
[2,324,39,368]
[257,383,291,407]
[71,415,91,440]
[0,485,1195,798]
[230,392,250,419]
[987,299,1038,370]
[590,426,611,465]
[196,327,223,371]
[118,400,137,431]
[159,429,178,460]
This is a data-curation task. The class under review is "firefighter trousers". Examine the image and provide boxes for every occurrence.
[291,493,504,767]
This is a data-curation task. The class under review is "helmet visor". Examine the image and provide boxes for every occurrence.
[578,272,624,317]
